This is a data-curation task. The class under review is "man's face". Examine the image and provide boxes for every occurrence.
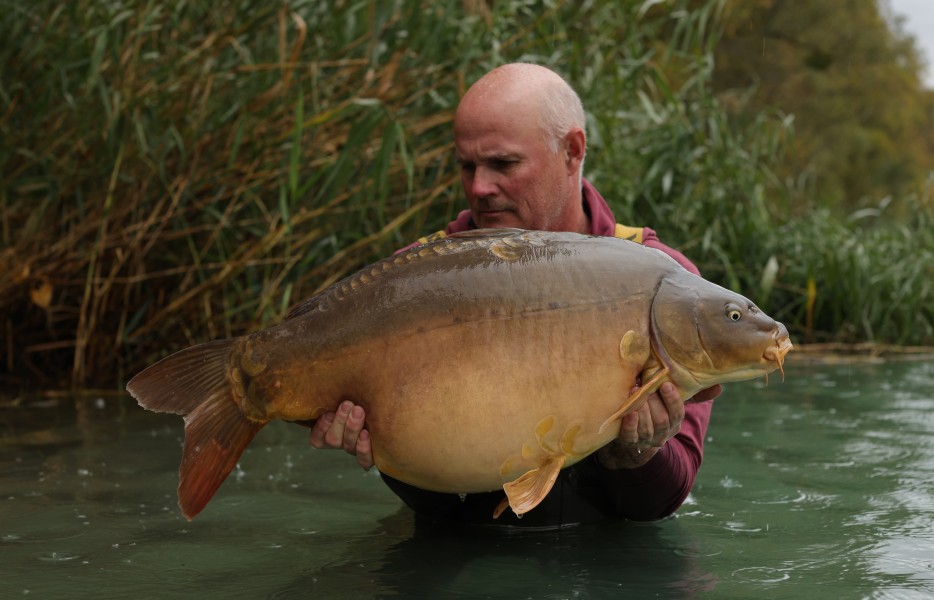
[453,97,576,232]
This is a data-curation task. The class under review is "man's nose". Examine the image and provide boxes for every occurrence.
[468,166,498,198]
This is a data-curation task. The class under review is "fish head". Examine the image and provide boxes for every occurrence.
[651,277,793,392]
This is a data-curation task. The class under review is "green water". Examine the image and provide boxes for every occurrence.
[2,359,932,599]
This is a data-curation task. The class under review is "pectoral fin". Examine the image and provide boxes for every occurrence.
[493,455,566,518]
[599,367,671,432]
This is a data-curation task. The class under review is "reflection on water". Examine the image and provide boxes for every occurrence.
[1,360,933,598]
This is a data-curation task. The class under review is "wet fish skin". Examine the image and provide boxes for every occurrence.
[127,229,792,521]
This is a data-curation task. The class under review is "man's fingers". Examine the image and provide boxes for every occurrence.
[658,382,685,424]
[635,402,654,444]
[308,411,335,449]
[308,401,373,471]
[355,430,374,470]
[646,396,670,446]
[342,405,366,454]
[652,382,685,444]
[323,401,353,448]
[619,411,639,445]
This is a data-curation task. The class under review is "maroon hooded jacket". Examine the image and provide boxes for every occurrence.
[381,180,714,526]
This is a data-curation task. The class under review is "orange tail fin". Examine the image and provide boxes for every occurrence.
[126,339,265,521]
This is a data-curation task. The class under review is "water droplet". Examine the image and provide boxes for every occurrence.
[720,476,743,489]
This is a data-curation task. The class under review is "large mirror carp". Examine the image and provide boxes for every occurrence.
[128,229,793,521]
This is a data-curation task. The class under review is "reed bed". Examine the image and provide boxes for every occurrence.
[1,0,931,390]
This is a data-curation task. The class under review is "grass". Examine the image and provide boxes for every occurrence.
[1,0,931,390]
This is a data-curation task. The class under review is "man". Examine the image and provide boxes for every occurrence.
[309,63,721,527]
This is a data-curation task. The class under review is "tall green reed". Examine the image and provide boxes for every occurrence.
[1,0,929,390]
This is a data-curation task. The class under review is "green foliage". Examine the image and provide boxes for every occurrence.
[0,0,931,389]
[768,194,933,345]
[713,0,934,212]
[1,0,478,386]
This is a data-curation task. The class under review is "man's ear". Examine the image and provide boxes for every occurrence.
[564,127,586,173]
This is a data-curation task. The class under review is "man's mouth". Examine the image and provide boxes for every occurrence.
[475,207,512,222]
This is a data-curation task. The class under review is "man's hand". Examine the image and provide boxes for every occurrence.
[308,400,374,470]
[596,383,721,470]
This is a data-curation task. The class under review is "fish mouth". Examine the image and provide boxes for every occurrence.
[763,336,794,381]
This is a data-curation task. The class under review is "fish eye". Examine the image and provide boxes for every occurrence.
[727,308,742,322]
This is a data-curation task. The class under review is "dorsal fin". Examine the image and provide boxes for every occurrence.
[286,229,534,321]
[285,294,325,321]
[445,228,527,240]
[417,227,532,245]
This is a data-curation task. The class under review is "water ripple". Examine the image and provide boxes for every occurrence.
[731,566,790,583]
[721,521,763,533]
[672,543,724,558]
[37,551,82,563]
[749,490,838,511]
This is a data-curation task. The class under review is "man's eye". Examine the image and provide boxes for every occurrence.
[491,159,515,170]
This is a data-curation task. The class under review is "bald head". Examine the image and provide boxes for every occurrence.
[456,63,586,153]
[452,64,591,234]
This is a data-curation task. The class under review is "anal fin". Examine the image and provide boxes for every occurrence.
[494,455,566,519]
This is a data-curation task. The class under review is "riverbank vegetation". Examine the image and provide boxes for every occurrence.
[2,0,932,389]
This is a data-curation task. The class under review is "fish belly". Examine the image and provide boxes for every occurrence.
[357,309,645,493]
